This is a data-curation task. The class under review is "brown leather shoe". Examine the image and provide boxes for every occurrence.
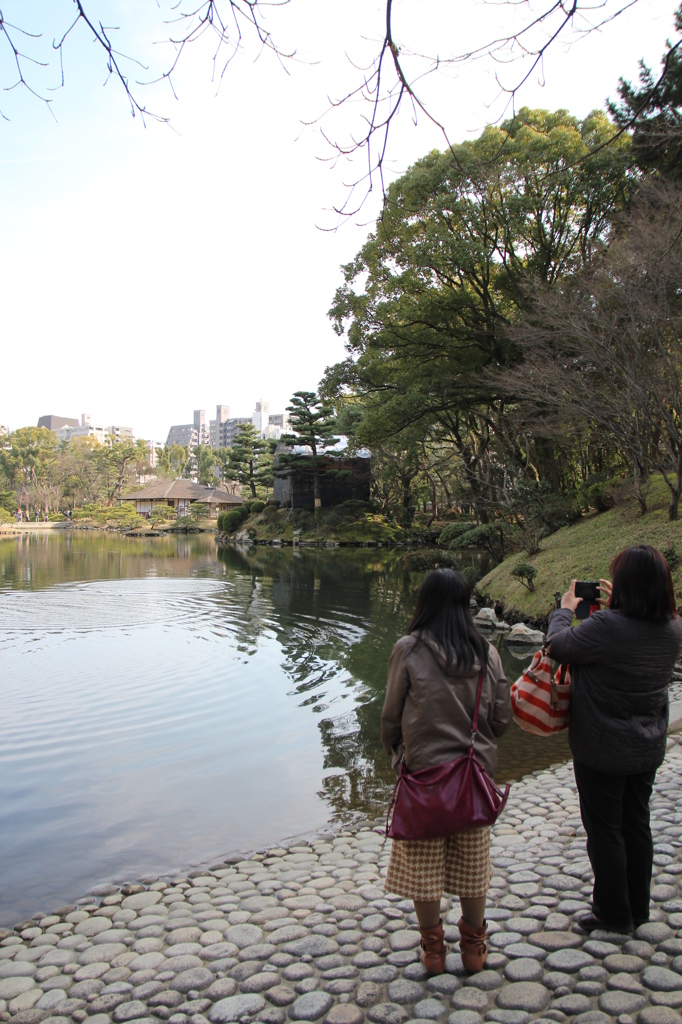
[458,916,488,972]
[419,920,446,975]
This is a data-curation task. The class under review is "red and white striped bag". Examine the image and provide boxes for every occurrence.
[511,649,571,735]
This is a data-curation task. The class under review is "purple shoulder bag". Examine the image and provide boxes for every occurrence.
[386,668,510,840]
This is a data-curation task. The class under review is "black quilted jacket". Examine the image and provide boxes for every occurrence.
[546,607,682,774]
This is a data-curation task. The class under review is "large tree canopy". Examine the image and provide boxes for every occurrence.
[324,108,633,441]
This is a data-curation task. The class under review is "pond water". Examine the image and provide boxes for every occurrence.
[0,531,570,926]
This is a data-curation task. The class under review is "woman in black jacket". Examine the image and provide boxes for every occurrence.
[547,545,682,933]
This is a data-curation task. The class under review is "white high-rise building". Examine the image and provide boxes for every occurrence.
[252,401,270,438]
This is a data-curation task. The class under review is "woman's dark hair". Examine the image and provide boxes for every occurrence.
[609,545,676,622]
[407,568,488,671]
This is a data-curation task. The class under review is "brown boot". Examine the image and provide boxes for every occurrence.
[458,916,488,972]
[419,920,446,975]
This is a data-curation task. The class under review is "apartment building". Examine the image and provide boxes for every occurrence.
[166,410,209,448]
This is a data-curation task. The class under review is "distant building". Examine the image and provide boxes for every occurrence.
[145,440,163,468]
[251,400,270,438]
[38,415,79,431]
[166,409,210,449]
[273,442,371,509]
[121,479,243,518]
[106,425,134,441]
[209,405,230,448]
[55,414,107,445]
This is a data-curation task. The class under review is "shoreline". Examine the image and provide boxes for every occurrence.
[2,744,681,1024]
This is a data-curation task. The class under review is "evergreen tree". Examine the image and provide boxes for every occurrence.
[610,6,682,178]
[279,391,339,510]
[223,423,271,498]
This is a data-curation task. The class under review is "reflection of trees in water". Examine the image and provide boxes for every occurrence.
[0,532,223,591]
[223,546,420,823]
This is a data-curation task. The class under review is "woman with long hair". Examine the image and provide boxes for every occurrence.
[381,569,512,974]
[548,544,682,934]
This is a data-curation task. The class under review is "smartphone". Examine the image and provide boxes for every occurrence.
[575,580,600,620]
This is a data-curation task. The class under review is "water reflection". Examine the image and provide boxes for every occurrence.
[0,532,569,926]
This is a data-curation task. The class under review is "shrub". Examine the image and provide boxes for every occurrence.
[238,504,250,521]
[461,565,482,590]
[325,511,343,527]
[510,561,538,592]
[251,500,265,514]
[663,542,681,571]
[338,499,369,516]
[218,509,244,534]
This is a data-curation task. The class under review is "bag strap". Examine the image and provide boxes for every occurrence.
[385,772,402,837]
[470,667,485,747]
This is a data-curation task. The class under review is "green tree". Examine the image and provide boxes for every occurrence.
[157,444,190,478]
[610,5,682,179]
[279,392,339,511]
[323,107,634,523]
[222,424,272,498]
[194,444,220,486]
[0,427,58,488]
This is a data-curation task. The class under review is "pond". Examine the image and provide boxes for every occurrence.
[0,531,569,926]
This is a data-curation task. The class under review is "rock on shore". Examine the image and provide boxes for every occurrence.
[2,741,682,1024]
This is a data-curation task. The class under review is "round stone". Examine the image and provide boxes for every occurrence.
[446,1013,481,1024]
[224,925,264,949]
[504,961,543,983]
[121,892,162,911]
[129,953,167,972]
[604,956,646,974]
[169,967,214,992]
[167,928,202,946]
[451,990,489,1011]
[325,1006,365,1024]
[638,1009,682,1024]
[495,983,550,1013]
[209,994,267,1021]
[642,968,682,993]
[598,993,646,1014]
[269,927,309,945]
[464,972,503,992]
[545,950,595,972]
[0,978,35,999]
[529,933,583,952]
[367,1003,410,1024]
[636,925,674,944]
[387,981,425,1004]
[282,937,340,958]
[389,932,421,952]
[504,945,546,962]
[552,995,593,1015]
[288,991,334,1020]
[412,999,447,1018]
[265,986,298,1007]
[78,943,126,965]
[74,919,113,938]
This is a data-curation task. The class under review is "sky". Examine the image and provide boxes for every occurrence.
[0,0,679,442]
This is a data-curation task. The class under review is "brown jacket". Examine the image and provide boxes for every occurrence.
[381,632,512,779]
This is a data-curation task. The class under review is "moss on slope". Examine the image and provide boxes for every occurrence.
[479,476,682,617]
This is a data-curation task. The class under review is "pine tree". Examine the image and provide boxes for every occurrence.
[279,391,339,510]
[223,423,270,498]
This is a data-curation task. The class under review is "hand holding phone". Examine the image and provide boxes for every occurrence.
[575,580,601,620]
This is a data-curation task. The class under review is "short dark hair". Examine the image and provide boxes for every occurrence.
[609,545,676,622]
[407,568,489,671]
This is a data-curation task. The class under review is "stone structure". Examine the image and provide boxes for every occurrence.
[273,447,371,509]
[2,740,682,1024]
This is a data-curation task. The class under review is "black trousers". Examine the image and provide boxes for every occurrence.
[573,759,656,928]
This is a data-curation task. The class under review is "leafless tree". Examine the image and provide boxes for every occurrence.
[509,181,682,519]
[2,0,676,215]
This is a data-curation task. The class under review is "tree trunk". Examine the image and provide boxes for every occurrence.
[249,460,257,498]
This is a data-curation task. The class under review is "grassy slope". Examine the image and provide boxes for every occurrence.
[479,476,682,617]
